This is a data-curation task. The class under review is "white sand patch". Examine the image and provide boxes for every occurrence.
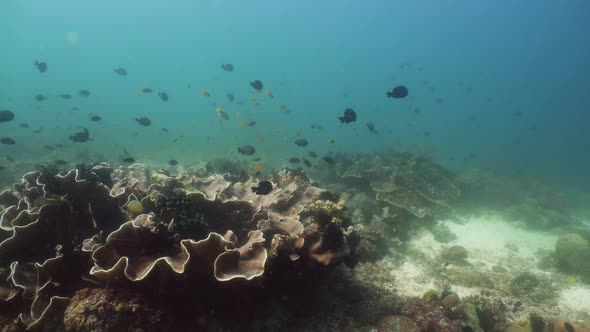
[380,214,590,320]
[445,214,558,259]
[390,260,435,297]
[389,215,560,299]
[559,286,590,313]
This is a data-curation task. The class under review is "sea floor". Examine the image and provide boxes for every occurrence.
[354,213,590,325]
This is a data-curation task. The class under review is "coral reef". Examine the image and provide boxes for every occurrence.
[63,288,173,331]
[340,152,461,219]
[462,294,509,332]
[555,233,590,280]
[400,297,464,331]
[442,245,469,265]
[0,163,359,330]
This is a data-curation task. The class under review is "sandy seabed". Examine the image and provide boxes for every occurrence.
[366,214,590,321]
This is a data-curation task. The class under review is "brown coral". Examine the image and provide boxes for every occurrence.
[341,152,460,218]
[0,164,357,330]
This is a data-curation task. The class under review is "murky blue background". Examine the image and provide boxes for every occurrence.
[1,0,589,191]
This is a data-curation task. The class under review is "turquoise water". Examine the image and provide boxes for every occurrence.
[1,0,589,190]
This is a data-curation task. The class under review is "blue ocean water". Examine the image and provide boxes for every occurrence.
[1,0,589,191]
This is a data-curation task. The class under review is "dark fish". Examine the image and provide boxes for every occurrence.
[19,123,29,128]
[322,156,335,164]
[122,157,136,163]
[424,131,431,137]
[250,80,263,92]
[53,159,68,166]
[5,155,14,162]
[69,128,89,143]
[310,123,324,130]
[251,180,272,195]
[252,157,261,162]
[302,158,312,168]
[34,60,47,73]
[168,159,178,166]
[339,108,356,124]
[367,122,377,133]
[161,128,169,132]
[288,157,301,164]
[226,93,235,102]
[135,117,152,126]
[1,137,16,145]
[139,88,153,93]
[59,94,73,99]
[221,63,234,72]
[413,107,421,114]
[0,110,15,123]
[0,165,5,171]
[513,111,523,117]
[72,107,79,111]
[32,127,43,134]
[34,94,47,102]
[89,115,102,122]
[114,67,127,76]
[387,85,408,98]
[79,90,91,97]
[158,92,169,101]
[308,151,318,158]
[238,145,256,155]
[294,138,308,147]
[564,322,575,332]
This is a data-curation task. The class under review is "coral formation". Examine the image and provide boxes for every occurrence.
[0,163,358,330]
[63,288,173,331]
[555,233,590,280]
[442,245,469,265]
[340,152,460,218]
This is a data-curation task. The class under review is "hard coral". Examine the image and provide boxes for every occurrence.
[64,288,173,331]
[341,152,460,219]
[401,297,464,332]
[0,165,358,330]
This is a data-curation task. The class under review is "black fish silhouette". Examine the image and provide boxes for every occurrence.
[387,85,408,98]
[221,64,234,72]
[34,60,47,73]
[251,180,272,195]
[339,108,356,123]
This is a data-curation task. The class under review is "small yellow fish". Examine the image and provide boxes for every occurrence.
[199,90,210,97]
[327,138,335,144]
[216,107,229,120]
[138,88,153,93]
[278,104,287,111]
[251,164,265,172]
[265,89,274,98]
